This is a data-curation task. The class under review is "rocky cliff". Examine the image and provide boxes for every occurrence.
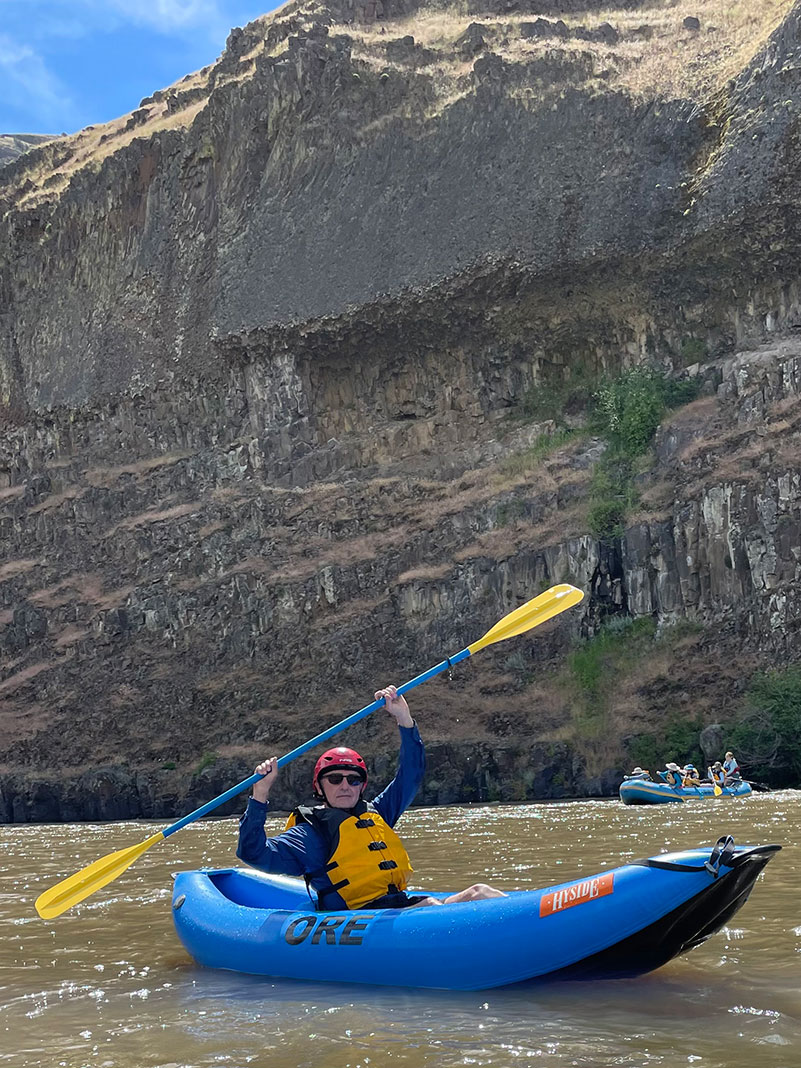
[2,0,801,821]
[0,135,55,169]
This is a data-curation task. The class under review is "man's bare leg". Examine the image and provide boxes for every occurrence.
[443,883,507,903]
[409,883,507,907]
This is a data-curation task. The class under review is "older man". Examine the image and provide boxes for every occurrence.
[237,685,506,910]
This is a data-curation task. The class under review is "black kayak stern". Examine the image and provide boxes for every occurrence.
[549,843,781,981]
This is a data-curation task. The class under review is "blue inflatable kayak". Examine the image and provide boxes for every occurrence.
[171,837,779,989]
[619,780,753,804]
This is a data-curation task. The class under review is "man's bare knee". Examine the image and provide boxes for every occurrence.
[466,883,507,900]
[439,882,508,904]
[410,895,444,908]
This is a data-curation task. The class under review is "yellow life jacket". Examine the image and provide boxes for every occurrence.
[285,802,414,910]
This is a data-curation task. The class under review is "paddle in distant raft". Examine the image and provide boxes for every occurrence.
[35,583,584,919]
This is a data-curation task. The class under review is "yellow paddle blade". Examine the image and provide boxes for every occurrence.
[35,831,165,920]
[467,584,584,655]
[713,784,722,797]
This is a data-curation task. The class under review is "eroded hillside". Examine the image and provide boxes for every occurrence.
[2,0,801,820]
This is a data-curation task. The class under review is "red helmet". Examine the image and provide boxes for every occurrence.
[313,747,368,796]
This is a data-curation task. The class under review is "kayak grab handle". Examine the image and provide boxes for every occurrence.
[704,835,735,877]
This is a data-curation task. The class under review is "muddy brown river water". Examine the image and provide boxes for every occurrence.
[2,792,799,1068]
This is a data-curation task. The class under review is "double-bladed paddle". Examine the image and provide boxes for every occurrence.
[35,582,584,919]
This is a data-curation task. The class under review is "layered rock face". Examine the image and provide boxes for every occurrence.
[0,135,55,169]
[2,0,801,820]
[6,0,799,413]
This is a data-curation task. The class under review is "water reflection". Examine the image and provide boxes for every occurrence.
[1,793,799,1067]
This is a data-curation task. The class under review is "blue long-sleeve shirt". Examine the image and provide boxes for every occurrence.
[236,723,425,893]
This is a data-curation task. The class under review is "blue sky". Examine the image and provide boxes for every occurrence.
[0,1,280,135]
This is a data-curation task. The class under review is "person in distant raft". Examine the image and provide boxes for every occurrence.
[682,764,702,787]
[237,685,506,910]
[664,762,684,787]
[722,751,741,784]
[623,766,652,781]
[708,761,726,787]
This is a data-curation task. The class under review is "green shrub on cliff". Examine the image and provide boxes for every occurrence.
[592,367,698,457]
[593,368,665,455]
[680,337,708,365]
[586,454,639,539]
[570,616,657,699]
[193,752,218,775]
[569,616,657,738]
[587,367,698,538]
[728,666,801,785]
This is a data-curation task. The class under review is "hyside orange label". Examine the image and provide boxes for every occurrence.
[539,872,614,917]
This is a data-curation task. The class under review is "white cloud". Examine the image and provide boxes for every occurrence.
[108,1,226,30]
[0,1,238,46]
[0,31,77,130]
[85,0,234,42]
[0,2,265,130]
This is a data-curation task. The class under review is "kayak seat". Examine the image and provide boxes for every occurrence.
[207,869,311,910]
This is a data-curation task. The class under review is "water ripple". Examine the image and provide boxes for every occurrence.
[0,794,799,1067]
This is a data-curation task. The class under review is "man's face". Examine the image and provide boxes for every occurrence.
[320,771,365,809]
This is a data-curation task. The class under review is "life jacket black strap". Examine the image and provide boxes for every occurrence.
[315,878,350,905]
[305,860,340,881]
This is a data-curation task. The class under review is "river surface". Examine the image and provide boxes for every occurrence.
[2,792,799,1068]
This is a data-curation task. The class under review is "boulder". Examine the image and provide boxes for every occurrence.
[700,724,726,764]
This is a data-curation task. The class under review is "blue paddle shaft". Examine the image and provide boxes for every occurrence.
[164,647,471,836]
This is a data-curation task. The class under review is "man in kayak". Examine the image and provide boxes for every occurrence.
[237,684,506,911]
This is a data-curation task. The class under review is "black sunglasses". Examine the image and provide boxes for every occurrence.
[322,773,364,786]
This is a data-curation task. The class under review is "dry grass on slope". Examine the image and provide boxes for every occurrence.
[4,1,792,210]
[350,0,795,103]
[605,0,796,100]
[5,96,209,213]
